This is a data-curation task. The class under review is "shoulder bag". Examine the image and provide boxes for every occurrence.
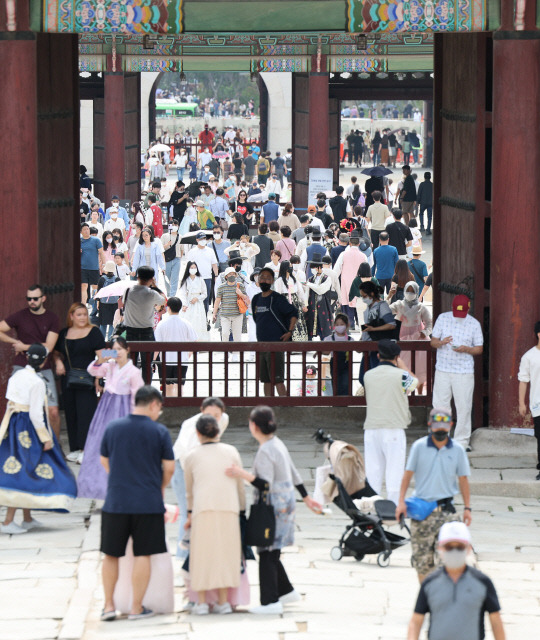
[163,233,179,262]
[65,337,95,390]
[237,285,249,314]
[245,489,276,547]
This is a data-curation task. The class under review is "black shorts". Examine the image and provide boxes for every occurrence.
[259,351,285,384]
[81,268,100,285]
[100,512,167,557]
[157,363,188,385]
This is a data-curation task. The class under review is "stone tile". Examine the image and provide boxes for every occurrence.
[1,618,59,640]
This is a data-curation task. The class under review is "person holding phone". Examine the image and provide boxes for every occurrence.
[77,337,144,500]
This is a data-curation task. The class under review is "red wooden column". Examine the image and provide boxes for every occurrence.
[490,31,540,428]
[104,72,126,201]
[308,55,329,169]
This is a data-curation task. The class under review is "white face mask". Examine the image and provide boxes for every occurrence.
[171,226,178,233]
[198,239,207,247]
[292,264,300,271]
[404,291,417,301]
[189,268,198,275]
[361,295,371,304]
[111,215,117,220]
[213,233,221,239]
[106,238,112,244]
[240,242,246,248]
[334,325,347,334]
[440,548,468,569]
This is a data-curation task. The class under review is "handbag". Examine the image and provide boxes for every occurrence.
[64,338,95,390]
[405,496,438,521]
[245,490,276,547]
[237,289,249,314]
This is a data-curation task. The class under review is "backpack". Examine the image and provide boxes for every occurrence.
[285,154,292,169]
[100,274,120,304]
[257,158,269,175]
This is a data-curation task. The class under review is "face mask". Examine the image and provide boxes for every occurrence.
[106,238,112,244]
[431,429,449,442]
[111,215,117,219]
[198,239,207,247]
[114,236,121,242]
[189,268,197,275]
[323,264,330,269]
[213,233,221,239]
[226,276,236,283]
[361,295,371,304]
[240,242,246,248]
[234,265,242,272]
[292,264,300,271]
[334,325,347,335]
[171,227,178,233]
[259,282,272,292]
[440,548,467,569]
[404,292,417,302]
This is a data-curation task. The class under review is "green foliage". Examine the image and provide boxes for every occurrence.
[157,72,260,107]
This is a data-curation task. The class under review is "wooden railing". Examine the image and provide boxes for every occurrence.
[128,340,434,408]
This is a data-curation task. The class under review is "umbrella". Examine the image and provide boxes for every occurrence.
[149,143,172,153]
[361,166,393,177]
[94,279,136,299]
[385,104,397,109]
[212,151,230,159]
[179,229,214,245]
[358,103,370,109]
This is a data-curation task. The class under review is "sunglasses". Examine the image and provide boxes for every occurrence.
[26,296,42,301]
[432,414,451,423]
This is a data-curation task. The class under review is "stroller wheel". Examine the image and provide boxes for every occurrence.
[330,546,343,561]
[354,554,364,562]
[377,552,391,568]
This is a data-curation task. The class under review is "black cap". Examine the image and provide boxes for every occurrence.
[111,195,120,200]
[27,343,48,368]
[250,267,261,282]
[377,339,401,359]
[228,250,242,264]
[308,251,325,267]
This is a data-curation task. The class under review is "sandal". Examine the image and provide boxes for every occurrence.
[100,609,116,622]
[128,606,154,620]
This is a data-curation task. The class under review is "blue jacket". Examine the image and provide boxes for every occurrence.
[131,242,165,274]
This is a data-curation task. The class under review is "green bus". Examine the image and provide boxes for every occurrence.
[155,100,199,118]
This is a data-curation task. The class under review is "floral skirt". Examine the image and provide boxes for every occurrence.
[0,411,77,511]
[290,294,308,342]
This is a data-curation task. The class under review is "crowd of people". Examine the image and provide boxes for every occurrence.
[341,100,422,121]
[342,128,428,168]
[156,85,257,119]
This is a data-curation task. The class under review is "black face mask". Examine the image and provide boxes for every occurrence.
[431,429,449,442]
[259,282,272,292]
[234,265,242,272]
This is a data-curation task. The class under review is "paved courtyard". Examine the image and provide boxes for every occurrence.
[1,422,539,640]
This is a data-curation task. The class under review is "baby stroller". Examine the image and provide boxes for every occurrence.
[313,429,410,567]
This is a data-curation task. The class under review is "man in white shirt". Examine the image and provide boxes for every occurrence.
[345,176,358,199]
[364,340,418,504]
[154,297,198,398]
[198,148,212,173]
[186,232,219,315]
[170,396,228,557]
[518,320,540,480]
[366,190,391,248]
[103,208,126,236]
[431,295,484,450]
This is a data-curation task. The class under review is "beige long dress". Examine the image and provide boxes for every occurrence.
[184,442,246,591]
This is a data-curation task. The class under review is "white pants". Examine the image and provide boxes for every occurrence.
[220,314,243,343]
[363,428,406,505]
[432,371,474,446]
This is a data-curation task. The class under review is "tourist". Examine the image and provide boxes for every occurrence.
[161,219,182,297]
[372,232,399,294]
[99,386,175,621]
[334,236,367,329]
[387,259,416,304]
[400,165,417,224]
[253,223,274,269]
[77,337,144,500]
[322,312,354,395]
[386,210,413,260]
[408,246,428,288]
[329,186,348,225]
[517,320,540,480]
[417,171,433,234]
[366,190,391,249]
[186,232,219,314]
[80,223,104,303]
[274,261,308,341]
[212,267,249,354]
[131,227,166,279]
[224,235,260,277]
[95,260,120,341]
[178,262,208,340]
[305,253,335,341]
[225,406,321,614]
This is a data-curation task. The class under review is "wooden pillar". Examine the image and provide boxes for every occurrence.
[422,100,433,167]
[257,74,268,152]
[292,57,330,206]
[490,31,540,428]
[104,72,126,200]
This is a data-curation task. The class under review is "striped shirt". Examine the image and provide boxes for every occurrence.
[217,282,246,317]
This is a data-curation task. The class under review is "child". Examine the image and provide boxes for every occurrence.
[294,365,328,396]
[188,156,197,183]
[323,313,354,396]
[408,218,422,257]
[114,253,130,280]
[77,337,144,500]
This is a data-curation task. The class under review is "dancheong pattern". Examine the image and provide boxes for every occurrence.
[347,0,487,32]
[41,0,183,34]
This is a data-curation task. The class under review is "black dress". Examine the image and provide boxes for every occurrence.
[55,327,106,452]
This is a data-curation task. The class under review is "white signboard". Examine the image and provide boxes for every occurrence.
[308,168,334,206]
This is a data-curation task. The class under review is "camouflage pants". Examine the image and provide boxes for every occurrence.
[410,509,460,576]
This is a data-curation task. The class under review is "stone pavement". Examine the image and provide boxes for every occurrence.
[1,423,539,640]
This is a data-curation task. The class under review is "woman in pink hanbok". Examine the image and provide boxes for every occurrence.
[389,281,432,392]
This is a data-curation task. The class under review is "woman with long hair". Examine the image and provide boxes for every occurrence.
[232,190,254,225]
[179,198,197,235]
[102,230,117,264]
[277,203,300,232]
[53,303,106,463]
[387,259,415,303]
[273,261,308,341]
[77,336,144,499]
[225,406,321,614]
[178,261,208,340]
[131,227,165,277]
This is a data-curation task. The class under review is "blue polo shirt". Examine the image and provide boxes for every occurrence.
[81,236,102,270]
[405,436,470,501]
[373,244,399,279]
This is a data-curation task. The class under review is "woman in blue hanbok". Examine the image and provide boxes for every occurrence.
[0,344,77,534]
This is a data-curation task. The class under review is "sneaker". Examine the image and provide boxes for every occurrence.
[279,590,301,605]
[192,603,209,615]
[1,522,27,535]
[100,609,116,622]
[213,602,232,614]
[66,450,82,462]
[426,230,432,236]
[466,446,472,452]
[21,518,43,531]
[249,602,283,615]
[77,451,84,465]
[128,607,154,620]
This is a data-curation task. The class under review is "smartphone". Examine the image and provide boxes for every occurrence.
[102,349,118,358]
[361,324,367,331]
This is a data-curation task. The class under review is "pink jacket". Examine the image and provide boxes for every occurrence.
[87,359,144,409]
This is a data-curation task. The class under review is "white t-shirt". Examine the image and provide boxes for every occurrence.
[114,263,131,280]
[154,313,199,365]
[175,153,188,168]
[199,151,212,167]
[104,218,126,233]
[87,221,103,237]
[186,246,217,278]
[518,346,540,417]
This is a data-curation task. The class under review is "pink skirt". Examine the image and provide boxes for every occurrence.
[400,326,428,385]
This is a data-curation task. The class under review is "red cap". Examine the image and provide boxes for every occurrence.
[452,295,470,318]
